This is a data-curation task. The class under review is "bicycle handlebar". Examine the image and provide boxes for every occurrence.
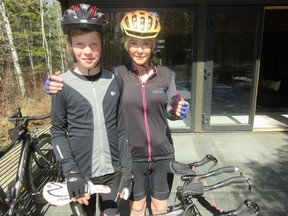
[8,107,51,122]
[188,154,218,168]
[178,165,242,181]
[200,166,242,179]
[205,176,252,191]
[170,154,218,177]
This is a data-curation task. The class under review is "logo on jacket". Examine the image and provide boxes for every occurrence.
[111,91,116,96]
[153,89,164,94]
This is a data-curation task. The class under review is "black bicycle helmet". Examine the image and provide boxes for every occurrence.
[62,4,107,35]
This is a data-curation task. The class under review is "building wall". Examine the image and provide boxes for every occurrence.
[58,0,288,132]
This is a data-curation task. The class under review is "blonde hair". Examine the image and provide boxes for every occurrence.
[122,36,156,51]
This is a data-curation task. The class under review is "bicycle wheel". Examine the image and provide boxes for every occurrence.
[0,186,9,213]
[0,196,9,216]
[26,133,61,204]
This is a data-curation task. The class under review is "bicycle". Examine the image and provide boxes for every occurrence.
[0,107,61,216]
[40,154,259,216]
[156,154,260,216]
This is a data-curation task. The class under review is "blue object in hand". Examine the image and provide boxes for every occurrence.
[170,94,190,120]
[179,103,190,120]
[44,77,51,95]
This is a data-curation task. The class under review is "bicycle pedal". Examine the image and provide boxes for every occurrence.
[4,198,11,206]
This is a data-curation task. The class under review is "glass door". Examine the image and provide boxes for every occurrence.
[203,6,263,131]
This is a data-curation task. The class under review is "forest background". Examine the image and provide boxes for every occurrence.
[0,0,67,150]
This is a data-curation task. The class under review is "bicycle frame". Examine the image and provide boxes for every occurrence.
[6,134,33,215]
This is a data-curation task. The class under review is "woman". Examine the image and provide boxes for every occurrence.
[46,10,190,216]
[115,11,190,216]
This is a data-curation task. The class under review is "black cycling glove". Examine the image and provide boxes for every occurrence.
[118,172,133,200]
[65,169,88,199]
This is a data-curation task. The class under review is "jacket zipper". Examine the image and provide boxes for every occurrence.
[135,64,157,162]
[141,81,152,162]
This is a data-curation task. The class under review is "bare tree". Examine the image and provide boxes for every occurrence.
[56,4,66,71]
[0,0,27,99]
[40,0,52,75]
[24,26,36,88]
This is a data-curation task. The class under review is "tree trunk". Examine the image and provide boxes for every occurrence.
[56,5,65,72]
[0,0,27,99]
[40,0,52,75]
[24,27,36,88]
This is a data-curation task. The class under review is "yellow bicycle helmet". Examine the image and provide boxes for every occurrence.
[121,10,161,39]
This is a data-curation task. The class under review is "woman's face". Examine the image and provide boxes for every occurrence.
[68,31,102,70]
[127,38,154,66]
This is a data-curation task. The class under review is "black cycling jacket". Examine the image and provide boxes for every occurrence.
[51,69,132,178]
[114,63,177,162]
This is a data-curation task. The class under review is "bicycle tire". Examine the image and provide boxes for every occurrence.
[0,197,9,216]
[26,133,61,204]
[0,186,9,214]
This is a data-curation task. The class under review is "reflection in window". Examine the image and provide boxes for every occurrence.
[212,13,257,118]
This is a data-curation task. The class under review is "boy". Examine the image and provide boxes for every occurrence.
[51,4,132,216]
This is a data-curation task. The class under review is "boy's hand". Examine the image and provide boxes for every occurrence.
[65,170,89,205]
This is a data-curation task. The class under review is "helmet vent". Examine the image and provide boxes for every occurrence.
[147,17,152,30]
[140,17,145,31]
[62,4,107,35]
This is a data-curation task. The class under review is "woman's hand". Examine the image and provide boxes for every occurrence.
[175,100,190,120]
[44,71,64,94]
[171,94,191,120]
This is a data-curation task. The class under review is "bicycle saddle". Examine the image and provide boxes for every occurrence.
[169,161,196,176]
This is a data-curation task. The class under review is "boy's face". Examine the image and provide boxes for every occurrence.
[69,31,102,70]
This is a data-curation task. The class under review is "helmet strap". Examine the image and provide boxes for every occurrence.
[132,60,150,72]
[131,60,157,74]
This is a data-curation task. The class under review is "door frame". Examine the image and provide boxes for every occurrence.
[202,6,264,131]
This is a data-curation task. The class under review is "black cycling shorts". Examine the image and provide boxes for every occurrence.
[130,159,174,201]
